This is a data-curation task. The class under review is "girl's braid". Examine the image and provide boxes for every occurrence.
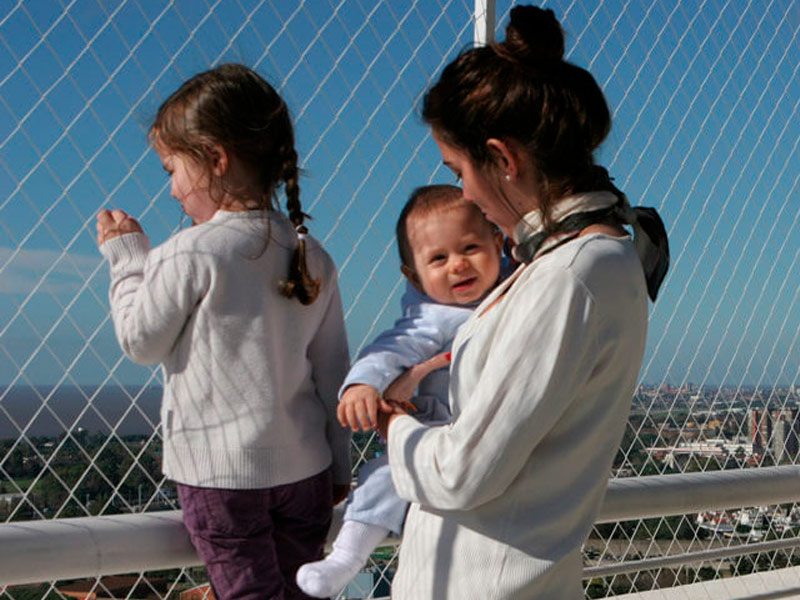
[279,146,320,305]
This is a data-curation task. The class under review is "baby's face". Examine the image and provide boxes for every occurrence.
[405,205,503,305]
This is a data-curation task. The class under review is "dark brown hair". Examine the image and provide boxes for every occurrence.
[150,63,319,305]
[396,184,493,269]
[422,6,611,230]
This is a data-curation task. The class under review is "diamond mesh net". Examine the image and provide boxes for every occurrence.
[0,1,798,598]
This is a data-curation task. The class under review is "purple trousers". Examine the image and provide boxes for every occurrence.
[178,468,333,600]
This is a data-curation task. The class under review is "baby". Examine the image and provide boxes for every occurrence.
[297,184,507,597]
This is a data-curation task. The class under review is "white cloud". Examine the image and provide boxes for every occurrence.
[0,247,104,295]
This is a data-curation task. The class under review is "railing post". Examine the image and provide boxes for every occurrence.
[474,0,496,45]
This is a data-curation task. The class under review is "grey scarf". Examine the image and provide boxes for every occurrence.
[512,186,669,302]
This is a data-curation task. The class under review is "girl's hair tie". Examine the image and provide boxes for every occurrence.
[281,222,319,304]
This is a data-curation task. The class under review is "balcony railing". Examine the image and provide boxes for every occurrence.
[2,466,799,595]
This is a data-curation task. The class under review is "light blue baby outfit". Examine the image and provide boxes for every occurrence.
[341,285,472,534]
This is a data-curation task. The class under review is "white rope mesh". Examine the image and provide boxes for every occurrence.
[0,0,797,598]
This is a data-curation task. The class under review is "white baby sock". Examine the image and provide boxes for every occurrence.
[296,520,390,598]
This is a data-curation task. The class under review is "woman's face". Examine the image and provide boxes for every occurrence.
[432,130,523,237]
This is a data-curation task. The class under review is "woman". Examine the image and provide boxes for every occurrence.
[378,6,668,599]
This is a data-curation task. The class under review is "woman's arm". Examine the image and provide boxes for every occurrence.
[388,268,599,511]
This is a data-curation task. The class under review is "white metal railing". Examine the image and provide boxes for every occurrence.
[2,466,799,588]
[585,535,800,579]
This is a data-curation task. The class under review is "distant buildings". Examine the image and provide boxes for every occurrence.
[696,505,800,539]
[750,407,800,462]
[646,406,800,468]
[636,383,800,469]
[647,439,754,469]
[0,492,23,505]
[750,408,772,452]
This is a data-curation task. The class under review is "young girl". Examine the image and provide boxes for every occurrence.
[96,63,351,600]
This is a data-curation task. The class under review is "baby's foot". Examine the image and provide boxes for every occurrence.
[296,550,364,598]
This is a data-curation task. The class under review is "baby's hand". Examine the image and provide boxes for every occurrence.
[96,209,143,245]
[338,384,388,432]
[383,351,452,406]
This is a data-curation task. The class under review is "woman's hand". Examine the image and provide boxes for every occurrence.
[383,351,451,405]
[376,409,403,441]
[96,209,143,245]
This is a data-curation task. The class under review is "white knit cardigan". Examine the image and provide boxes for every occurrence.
[101,210,351,489]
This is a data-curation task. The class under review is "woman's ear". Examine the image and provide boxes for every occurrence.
[486,138,521,182]
[493,230,504,255]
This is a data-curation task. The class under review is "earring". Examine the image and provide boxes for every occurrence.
[504,173,512,182]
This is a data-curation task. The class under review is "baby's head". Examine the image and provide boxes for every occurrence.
[397,185,503,306]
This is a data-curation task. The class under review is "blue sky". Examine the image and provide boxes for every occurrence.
[0,0,797,388]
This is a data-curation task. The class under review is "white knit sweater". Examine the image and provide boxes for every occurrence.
[100,210,351,489]
[388,233,648,599]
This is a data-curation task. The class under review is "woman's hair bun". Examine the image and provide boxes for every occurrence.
[504,5,564,63]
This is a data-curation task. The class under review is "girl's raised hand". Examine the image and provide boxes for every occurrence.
[96,209,143,245]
